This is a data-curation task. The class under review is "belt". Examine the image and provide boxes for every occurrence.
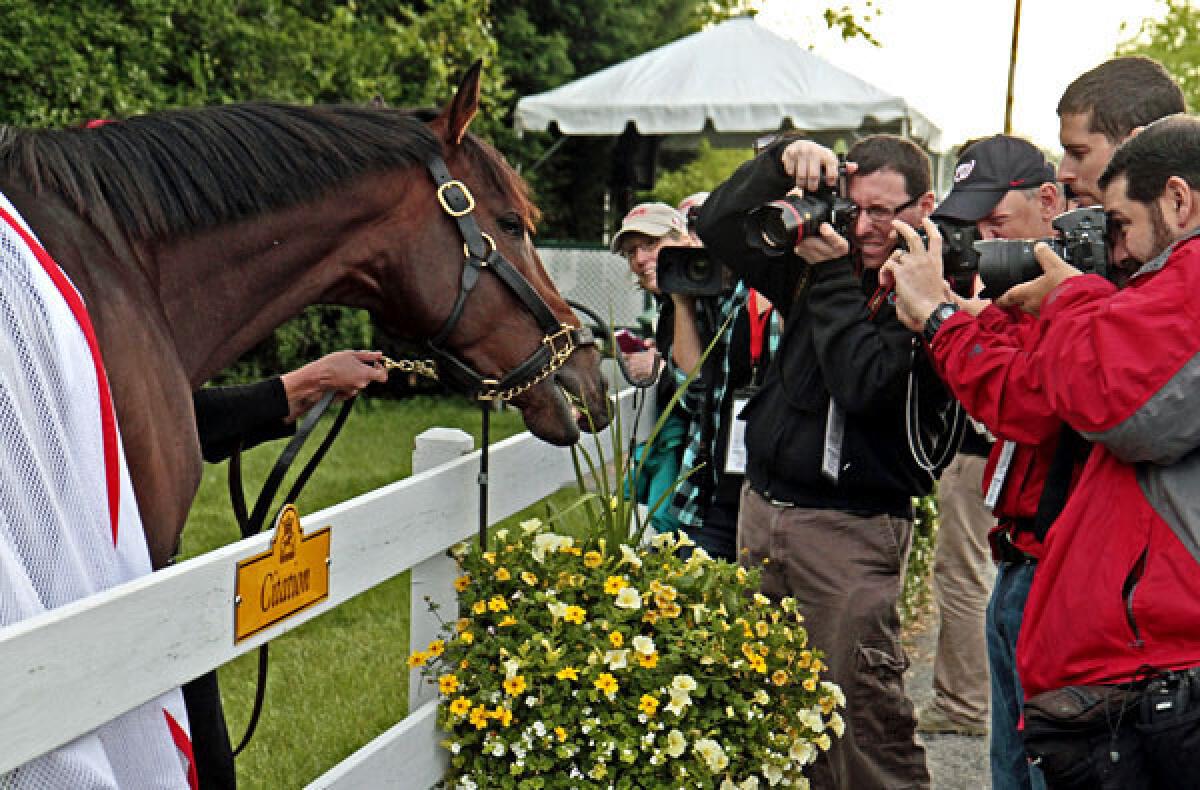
[994,529,1037,565]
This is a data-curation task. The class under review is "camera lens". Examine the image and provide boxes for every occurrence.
[686,257,711,284]
[974,239,1050,295]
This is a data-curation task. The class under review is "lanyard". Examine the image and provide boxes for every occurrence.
[866,282,893,321]
[746,289,773,368]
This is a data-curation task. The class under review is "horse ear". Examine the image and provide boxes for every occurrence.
[440,60,483,146]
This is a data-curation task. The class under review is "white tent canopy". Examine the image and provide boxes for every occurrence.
[515,15,942,151]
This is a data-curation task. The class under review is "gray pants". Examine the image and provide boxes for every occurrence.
[738,484,930,790]
[932,453,995,726]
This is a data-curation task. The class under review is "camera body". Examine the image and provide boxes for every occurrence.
[897,219,982,298]
[744,165,854,256]
[972,207,1109,295]
[656,246,726,297]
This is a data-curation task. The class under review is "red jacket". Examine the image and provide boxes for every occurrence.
[931,234,1200,696]
[933,305,1063,559]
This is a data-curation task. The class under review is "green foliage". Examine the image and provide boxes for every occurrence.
[902,493,938,627]
[642,140,755,208]
[1117,0,1200,109]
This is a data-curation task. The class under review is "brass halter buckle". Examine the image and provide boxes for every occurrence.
[463,232,496,262]
[437,180,476,217]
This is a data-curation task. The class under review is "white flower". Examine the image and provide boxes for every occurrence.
[693,738,729,773]
[605,649,630,670]
[546,600,568,621]
[789,739,816,766]
[721,780,739,790]
[830,711,845,737]
[675,530,695,548]
[763,762,784,785]
[490,742,506,757]
[754,689,771,705]
[665,688,692,715]
[671,674,697,693]
[821,680,846,707]
[632,635,656,656]
[666,729,688,758]
[650,531,677,550]
[530,532,571,562]
[798,707,825,733]
[740,777,761,789]
[532,721,547,738]
[614,587,642,609]
[502,659,520,679]
[494,528,509,543]
[520,518,543,534]
[618,543,643,569]
[456,778,477,790]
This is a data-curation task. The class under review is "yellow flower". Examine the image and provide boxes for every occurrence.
[438,674,459,694]
[642,610,659,625]
[482,551,497,565]
[603,576,626,595]
[455,617,470,633]
[803,676,818,692]
[594,672,619,697]
[564,605,586,625]
[521,571,539,586]
[748,655,768,674]
[772,670,790,686]
[448,696,471,717]
[555,726,568,742]
[503,675,527,696]
[492,707,514,727]
[427,639,445,657]
[584,550,604,569]
[454,574,471,592]
[636,652,659,669]
[498,615,518,627]
[556,666,580,681]
[471,601,487,615]
[608,631,624,648]
[487,596,508,613]
[459,630,475,645]
[659,601,681,618]
[798,650,813,669]
[406,651,427,669]
[755,621,770,638]
[495,567,511,582]
[469,705,489,729]
[639,694,659,716]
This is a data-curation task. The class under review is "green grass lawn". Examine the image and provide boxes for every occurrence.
[179,395,537,789]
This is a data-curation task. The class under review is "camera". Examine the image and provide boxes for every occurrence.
[973,207,1108,295]
[656,246,726,296]
[744,165,854,256]
[897,219,982,298]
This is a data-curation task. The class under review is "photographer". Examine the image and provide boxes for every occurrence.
[885,114,1200,788]
[697,134,953,789]
[922,135,1066,789]
[663,192,782,561]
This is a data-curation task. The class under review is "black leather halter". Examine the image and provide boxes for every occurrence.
[425,156,595,401]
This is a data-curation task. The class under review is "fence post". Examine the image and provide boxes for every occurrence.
[409,427,475,714]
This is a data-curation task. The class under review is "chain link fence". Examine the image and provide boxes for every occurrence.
[538,244,650,332]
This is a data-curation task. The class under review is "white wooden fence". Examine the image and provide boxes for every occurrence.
[0,386,654,788]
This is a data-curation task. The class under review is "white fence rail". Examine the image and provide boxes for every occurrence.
[0,388,655,787]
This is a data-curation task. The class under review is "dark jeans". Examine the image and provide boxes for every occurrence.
[987,560,1046,790]
[1024,670,1200,790]
[690,495,738,562]
[738,484,929,789]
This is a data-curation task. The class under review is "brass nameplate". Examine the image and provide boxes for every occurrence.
[234,504,330,643]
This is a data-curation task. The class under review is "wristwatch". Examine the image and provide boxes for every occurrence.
[922,302,960,344]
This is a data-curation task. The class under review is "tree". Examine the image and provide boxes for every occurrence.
[1116,0,1200,109]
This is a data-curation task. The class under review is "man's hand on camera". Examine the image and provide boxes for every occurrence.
[995,242,1083,316]
[794,222,850,264]
[881,219,951,332]
[780,140,858,192]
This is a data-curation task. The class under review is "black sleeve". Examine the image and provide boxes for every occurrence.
[694,140,808,316]
[193,378,293,463]
[807,260,922,415]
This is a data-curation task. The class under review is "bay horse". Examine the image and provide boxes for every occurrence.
[0,63,609,571]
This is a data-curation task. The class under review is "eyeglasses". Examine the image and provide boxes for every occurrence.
[847,195,920,224]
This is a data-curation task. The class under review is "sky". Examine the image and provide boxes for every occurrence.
[756,0,1169,154]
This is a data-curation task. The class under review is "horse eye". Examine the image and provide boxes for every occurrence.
[497,213,525,238]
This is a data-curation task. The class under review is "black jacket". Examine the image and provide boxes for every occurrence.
[193,377,292,463]
[696,141,952,517]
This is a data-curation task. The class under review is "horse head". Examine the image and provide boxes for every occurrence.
[371,63,610,444]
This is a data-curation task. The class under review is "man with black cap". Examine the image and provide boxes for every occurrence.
[919,135,1065,790]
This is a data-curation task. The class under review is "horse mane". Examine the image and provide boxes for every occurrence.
[0,102,537,242]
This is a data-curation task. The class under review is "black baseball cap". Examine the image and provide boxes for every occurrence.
[933,135,1056,223]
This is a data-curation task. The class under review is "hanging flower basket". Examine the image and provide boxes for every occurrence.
[412,520,843,788]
